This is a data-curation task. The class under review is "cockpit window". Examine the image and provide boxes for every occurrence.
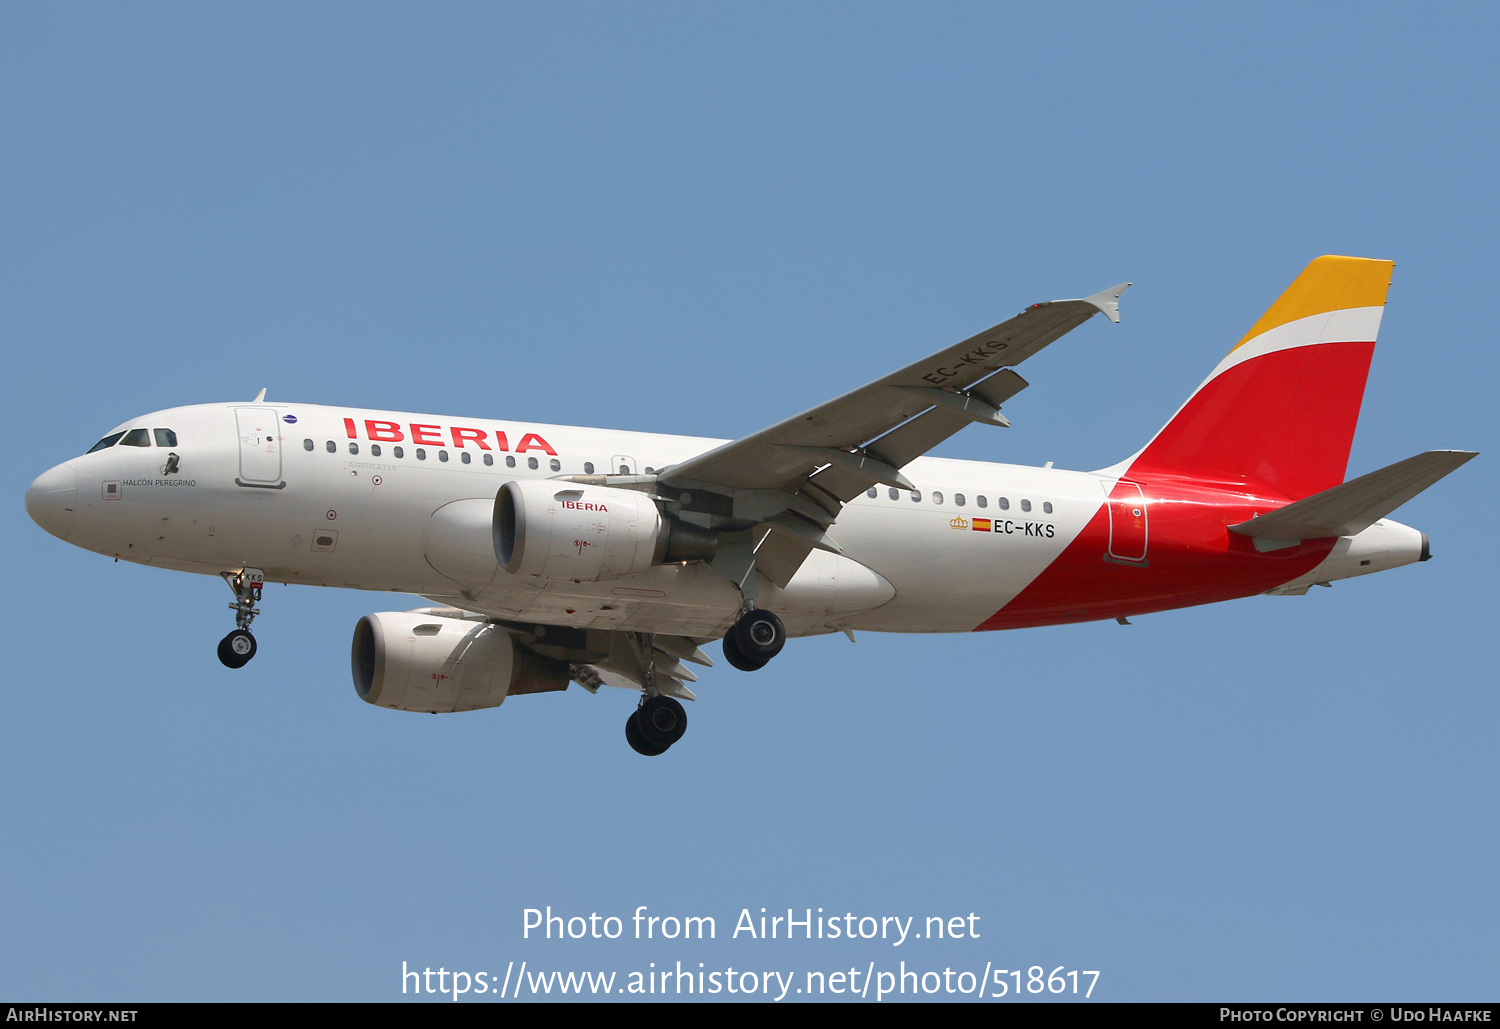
[87,431,127,454]
[119,428,152,447]
[153,428,178,447]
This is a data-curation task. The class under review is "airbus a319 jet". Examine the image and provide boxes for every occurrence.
[26,257,1475,755]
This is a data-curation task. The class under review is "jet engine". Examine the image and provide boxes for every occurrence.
[351,611,568,713]
[494,479,715,582]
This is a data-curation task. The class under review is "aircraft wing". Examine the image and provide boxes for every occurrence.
[660,283,1128,502]
[655,282,1128,587]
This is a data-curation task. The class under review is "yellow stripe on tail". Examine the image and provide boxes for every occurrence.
[1231,255,1394,353]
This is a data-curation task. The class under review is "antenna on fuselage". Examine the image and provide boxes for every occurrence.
[252,388,267,402]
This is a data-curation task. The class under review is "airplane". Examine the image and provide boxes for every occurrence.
[25,256,1476,756]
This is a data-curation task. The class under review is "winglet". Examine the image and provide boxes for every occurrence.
[252,388,267,403]
[1082,282,1131,324]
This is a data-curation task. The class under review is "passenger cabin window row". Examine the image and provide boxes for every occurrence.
[868,485,1053,514]
[303,440,581,476]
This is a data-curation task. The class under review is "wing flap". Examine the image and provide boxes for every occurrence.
[653,635,714,668]
[753,526,818,590]
[969,368,1030,409]
[580,663,698,701]
[804,375,1029,503]
[868,407,977,470]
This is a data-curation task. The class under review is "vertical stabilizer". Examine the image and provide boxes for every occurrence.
[1128,256,1394,499]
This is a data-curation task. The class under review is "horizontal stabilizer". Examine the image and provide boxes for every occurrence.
[1230,450,1478,540]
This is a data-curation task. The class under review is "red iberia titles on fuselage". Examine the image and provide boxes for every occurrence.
[342,416,557,455]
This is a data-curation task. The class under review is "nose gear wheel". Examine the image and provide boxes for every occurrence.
[217,629,257,669]
[217,569,264,668]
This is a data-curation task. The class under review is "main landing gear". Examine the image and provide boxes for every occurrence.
[622,632,690,757]
[217,568,264,669]
[626,695,688,757]
[615,607,786,756]
[721,607,786,672]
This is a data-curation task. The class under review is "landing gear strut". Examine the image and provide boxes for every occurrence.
[722,608,785,672]
[217,568,264,669]
[622,632,690,756]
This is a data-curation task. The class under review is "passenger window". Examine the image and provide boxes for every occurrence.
[121,428,151,447]
[461,451,471,464]
[439,450,449,462]
[302,439,314,452]
[1021,499,1032,513]
[998,497,1009,510]
[87,431,127,453]
[348,443,359,455]
[551,459,562,472]
[955,493,966,507]
[888,488,899,500]
[867,487,878,499]
[416,448,426,460]
[976,495,987,509]
[932,491,944,505]
[528,457,539,470]
[1043,502,1053,514]
[484,454,494,466]
[371,444,381,457]
[506,456,516,468]
[618,463,629,474]
[393,446,404,458]
[326,441,336,453]
[153,429,178,447]
[911,491,922,502]
[584,462,595,474]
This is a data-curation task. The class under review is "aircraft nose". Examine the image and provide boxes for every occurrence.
[26,463,78,542]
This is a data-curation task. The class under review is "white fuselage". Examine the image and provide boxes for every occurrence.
[37,402,1127,639]
[29,400,1426,644]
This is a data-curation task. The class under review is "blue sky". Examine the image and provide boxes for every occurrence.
[3,2,1495,1002]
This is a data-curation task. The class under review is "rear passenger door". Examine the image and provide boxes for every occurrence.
[1104,479,1148,564]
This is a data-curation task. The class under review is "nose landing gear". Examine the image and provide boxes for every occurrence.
[217,629,257,669]
[217,568,264,669]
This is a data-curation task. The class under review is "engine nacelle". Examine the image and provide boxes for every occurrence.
[351,611,568,713]
[494,479,714,582]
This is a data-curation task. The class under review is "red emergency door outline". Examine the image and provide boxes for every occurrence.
[1105,479,1148,565]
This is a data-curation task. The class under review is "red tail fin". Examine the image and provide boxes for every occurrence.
[1127,256,1394,500]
